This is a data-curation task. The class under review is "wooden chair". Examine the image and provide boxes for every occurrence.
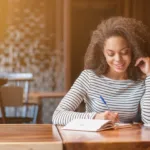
[0,85,38,123]
[0,78,8,86]
[0,73,39,123]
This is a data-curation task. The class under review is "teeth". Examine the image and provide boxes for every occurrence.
[115,64,124,68]
[117,64,123,67]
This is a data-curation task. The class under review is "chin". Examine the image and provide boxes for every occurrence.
[114,69,127,73]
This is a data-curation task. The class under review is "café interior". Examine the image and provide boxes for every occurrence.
[0,1,150,150]
[0,0,150,123]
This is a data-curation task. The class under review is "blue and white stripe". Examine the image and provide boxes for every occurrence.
[52,69,150,125]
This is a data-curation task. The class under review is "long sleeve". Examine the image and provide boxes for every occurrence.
[52,70,96,125]
[141,76,150,123]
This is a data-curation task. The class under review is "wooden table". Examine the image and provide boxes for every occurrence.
[57,124,150,150]
[0,124,62,150]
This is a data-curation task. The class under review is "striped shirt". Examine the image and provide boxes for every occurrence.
[52,69,150,125]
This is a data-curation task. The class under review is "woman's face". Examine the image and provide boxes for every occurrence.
[103,36,131,74]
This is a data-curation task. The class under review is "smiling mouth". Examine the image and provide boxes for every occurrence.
[114,64,125,69]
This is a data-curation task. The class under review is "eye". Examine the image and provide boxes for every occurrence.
[107,51,114,56]
[120,49,129,55]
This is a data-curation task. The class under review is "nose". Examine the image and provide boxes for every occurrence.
[114,54,122,62]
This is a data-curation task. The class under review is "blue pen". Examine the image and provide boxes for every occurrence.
[100,95,110,111]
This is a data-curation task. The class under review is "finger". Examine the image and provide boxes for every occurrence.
[104,111,113,120]
[110,112,118,117]
[115,118,119,123]
[114,113,121,122]
[104,111,119,122]
[104,111,111,116]
[113,114,119,122]
[114,112,118,116]
[107,112,117,122]
[135,57,145,66]
[103,111,111,119]
[114,114,119,122]
[110,112,119,122]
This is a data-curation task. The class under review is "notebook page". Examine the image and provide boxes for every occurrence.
[62,119,112,131]
[115,123,132,129]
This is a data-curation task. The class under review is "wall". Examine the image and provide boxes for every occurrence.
[0,0,64,123]
[70,0,150,84]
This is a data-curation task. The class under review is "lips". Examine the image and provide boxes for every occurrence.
[114,63,125,69]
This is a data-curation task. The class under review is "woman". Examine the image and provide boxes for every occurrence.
[52,16,150,125]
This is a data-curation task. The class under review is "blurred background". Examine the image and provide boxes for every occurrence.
[0,0,150,123]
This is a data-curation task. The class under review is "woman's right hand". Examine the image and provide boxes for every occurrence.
[94,111,119,123]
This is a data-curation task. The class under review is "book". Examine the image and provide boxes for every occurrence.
[62,119,133,132]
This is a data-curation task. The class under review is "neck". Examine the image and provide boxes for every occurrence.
[104,69,128,80]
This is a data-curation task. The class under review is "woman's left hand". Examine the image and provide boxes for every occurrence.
[135,57,150,76]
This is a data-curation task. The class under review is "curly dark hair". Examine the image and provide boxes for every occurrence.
[84,16,150,81]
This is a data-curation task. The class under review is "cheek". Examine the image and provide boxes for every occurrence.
[126,51,132,62]
[105,56,113,64]
[122,56,131,67]
[125,55,132,63]
[104,52,110,60]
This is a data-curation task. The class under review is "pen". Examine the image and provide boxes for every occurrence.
[100,95,110,111]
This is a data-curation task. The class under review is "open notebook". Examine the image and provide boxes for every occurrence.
[62,119,133,132]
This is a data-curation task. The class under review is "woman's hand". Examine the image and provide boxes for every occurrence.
[94,111,119,123]
[135,57,150,76]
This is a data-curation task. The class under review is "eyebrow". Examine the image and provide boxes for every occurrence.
[106,47,129,51]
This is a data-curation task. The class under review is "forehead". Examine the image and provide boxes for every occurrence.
[104,36,128,51]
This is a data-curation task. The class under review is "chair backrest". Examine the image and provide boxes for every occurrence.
[0,73,38,123]
[0,73,33,103]
[0,86,23,106]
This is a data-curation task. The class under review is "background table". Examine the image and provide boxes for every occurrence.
[57,124,150,150]
[0,124,62,150]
